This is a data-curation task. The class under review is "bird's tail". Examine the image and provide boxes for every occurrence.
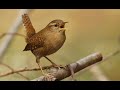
[22,14,36,40]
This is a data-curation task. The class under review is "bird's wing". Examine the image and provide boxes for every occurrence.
[22,14,36,38]
[23,34,45,51]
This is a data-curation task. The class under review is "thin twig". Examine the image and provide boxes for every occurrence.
[0,65,53,77]
[103,49,120,60]
[89,49,120,81]
[0,62,30,80]
[0,33,25,39]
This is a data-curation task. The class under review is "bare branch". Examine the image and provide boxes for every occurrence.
[103,49,120,60]
[32,52,103,81]
[0,33,25,39]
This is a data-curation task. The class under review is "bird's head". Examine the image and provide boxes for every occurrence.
[46,19,68,34]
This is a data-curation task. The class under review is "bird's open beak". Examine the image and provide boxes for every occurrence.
[61,22,68,31]
[64,22,68,31]
[60,22,68,32]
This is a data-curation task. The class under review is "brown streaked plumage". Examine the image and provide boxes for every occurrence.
[22,14,36,43]
[22,14,67,76]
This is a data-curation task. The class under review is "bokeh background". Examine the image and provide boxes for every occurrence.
[0,9,120,81]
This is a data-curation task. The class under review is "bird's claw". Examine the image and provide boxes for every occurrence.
[43,73,56,81]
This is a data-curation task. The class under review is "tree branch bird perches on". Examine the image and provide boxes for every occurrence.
[32,52,103,81]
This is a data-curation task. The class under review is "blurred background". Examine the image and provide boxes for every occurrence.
[0,9,120,81]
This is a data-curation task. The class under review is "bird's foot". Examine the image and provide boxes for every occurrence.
[43,73,56,81]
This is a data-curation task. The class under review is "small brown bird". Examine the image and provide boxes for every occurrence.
[22,14,67,76]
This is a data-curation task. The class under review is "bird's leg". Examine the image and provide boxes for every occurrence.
[36,58,46,75]
[36,58,55,81]
[44,56,65,69]
[44,56,57,65]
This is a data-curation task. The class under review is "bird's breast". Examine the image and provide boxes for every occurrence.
[44,32,66,55]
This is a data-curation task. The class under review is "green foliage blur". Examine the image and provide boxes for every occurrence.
[0,9,120,81]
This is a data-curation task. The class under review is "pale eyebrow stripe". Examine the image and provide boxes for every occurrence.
[49,23,57,26]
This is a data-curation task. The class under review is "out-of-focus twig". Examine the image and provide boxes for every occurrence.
[89,49,120,81]
[0,9,32,60]
[103,49,120,60]
[0,32,25,39]
[89,65,109,81]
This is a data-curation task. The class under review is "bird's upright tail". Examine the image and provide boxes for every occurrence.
[22,14,36,42]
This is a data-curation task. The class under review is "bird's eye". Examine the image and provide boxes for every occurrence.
[54,24,58,27]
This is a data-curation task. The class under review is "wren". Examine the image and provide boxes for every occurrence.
[22,14,67,76]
